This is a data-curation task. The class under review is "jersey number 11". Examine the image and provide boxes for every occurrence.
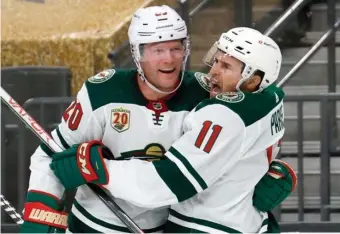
[195,120,222,153]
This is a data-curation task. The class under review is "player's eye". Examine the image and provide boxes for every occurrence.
[152,48,164,55]
[171,47,183,51]
[222,63,230,69]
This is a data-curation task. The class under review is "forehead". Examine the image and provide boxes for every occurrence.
[215,50,242,66]
[144,39,183,49]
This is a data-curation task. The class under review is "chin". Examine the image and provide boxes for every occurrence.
[160,74,179,84]
[161,72,178,80]
[161,82,178,92]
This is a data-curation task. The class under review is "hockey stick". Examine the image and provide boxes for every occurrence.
[0,87,144,233]
[0,194,24,225]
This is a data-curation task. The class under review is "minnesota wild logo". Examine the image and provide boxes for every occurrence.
[88,69,115,83]
[119,143,166,161]
[194,72,210,92]
[216,92,245,103]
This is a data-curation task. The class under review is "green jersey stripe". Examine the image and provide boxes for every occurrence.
[164,220,207,233]
[169,209,241,233]
[40,143,54,156]
[259,218,269,233]
[73,200,164,232]
[68,212,116,233]
[169,147,208,190]
[56,127,70,149]
[74,200,128,232]
[152,157,198,202]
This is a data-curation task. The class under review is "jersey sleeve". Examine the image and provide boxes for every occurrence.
[28,83,103,199]
[105,102,245,208]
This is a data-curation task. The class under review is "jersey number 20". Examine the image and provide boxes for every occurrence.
[195,120,222,153]
[63,100,83,130]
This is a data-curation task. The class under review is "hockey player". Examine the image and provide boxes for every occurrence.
[49,27,296,233]
[20,5,201,233]
[20,4,294,233]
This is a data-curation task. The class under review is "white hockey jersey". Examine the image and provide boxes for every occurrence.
[104,85,285,233]
[27,69,209,232]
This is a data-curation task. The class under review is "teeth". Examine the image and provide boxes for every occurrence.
[207,77,219,89]
[159,68,176,74]
[210,77,218,85]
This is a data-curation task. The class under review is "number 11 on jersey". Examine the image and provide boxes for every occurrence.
[195,121,223,153]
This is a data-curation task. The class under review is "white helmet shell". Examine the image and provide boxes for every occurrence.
[128,5,190,94]
[128,5,189,62]
[204,27,282,92]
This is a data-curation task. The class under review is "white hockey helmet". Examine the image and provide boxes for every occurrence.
[128,5,190,94]
[203,27,282,92]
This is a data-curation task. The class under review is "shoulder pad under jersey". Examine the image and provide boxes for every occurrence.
[85,68,146,110]
[195,87,284,126]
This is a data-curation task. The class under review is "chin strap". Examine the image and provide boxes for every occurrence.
[138,70,184,95]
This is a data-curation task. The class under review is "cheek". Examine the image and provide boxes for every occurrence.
[142,62,158,79]
[221,72,239,87]
[147,60,160,71]
[174,57,184,67]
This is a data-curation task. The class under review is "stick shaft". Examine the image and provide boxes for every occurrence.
[0,87,144,233]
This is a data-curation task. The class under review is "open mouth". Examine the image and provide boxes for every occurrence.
[209,77,222,95]
[159,68,176,74]
[211,84,222,93]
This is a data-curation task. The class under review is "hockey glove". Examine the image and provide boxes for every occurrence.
[253,159,297,212]
[50,140,114,190]
[20,190,67,233]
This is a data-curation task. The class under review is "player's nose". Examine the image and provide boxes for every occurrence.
[208,63,220,77]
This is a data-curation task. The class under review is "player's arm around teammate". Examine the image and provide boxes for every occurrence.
[50,27,296,233]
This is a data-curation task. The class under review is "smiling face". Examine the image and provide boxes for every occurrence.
[139,40,185,92]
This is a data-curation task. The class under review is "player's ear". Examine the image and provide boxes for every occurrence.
[241,75,261,92]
